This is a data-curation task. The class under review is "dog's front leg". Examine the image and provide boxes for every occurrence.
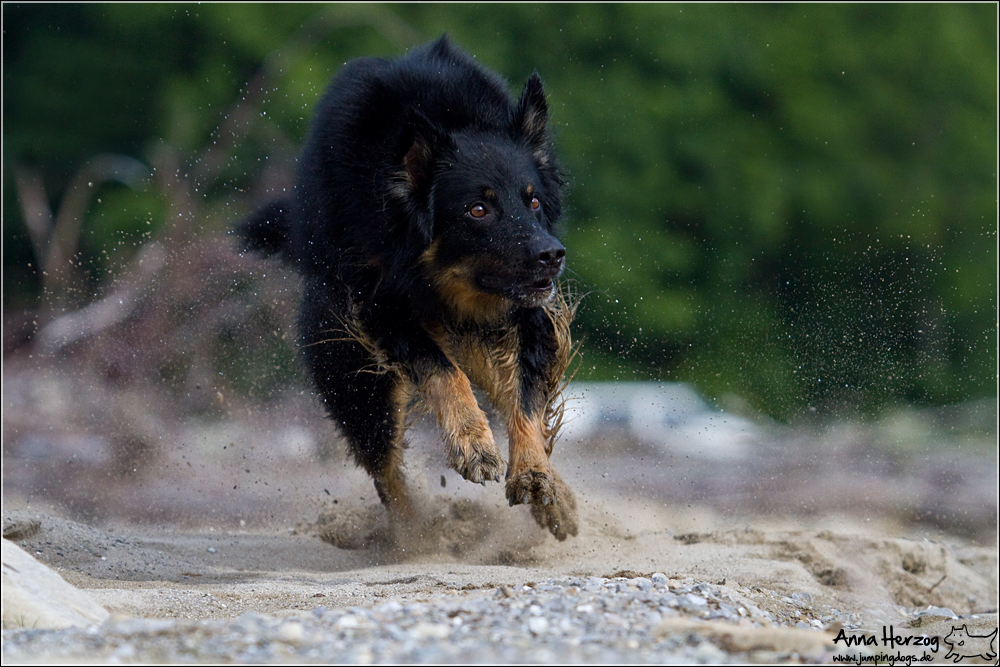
[418,363,505,484]
[368,306,505,485]
[500,306,579,540]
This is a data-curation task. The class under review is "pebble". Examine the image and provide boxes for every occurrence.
[679,593,708,613]
[409,623,449,640]
[694,640,729,663]
[1,576,839,663]
[277,621,305,644]
[917,606,957,619]
[334,615,361,630]
[528,616,549,635]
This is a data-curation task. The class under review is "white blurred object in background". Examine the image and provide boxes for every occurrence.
[560,382,758,461]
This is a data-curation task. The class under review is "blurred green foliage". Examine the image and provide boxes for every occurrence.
[3,3,996,420]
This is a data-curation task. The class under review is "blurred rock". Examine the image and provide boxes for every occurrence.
[2,538,109,629]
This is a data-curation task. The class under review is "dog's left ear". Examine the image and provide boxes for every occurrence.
[514,74,563,222]
[514,73,549,148]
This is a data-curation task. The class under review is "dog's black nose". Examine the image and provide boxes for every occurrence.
[535,241,566,274]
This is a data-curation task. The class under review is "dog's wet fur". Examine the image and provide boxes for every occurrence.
[240,35,578,541]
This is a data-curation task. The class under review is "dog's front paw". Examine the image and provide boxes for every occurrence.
[445,424,505,485]
[505,465,557,508]
[528,471,578,541]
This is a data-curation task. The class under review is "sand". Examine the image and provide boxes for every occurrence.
[4,486,996,625]
[3,379,997,661]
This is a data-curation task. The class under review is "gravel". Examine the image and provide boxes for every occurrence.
[2,575,838,663]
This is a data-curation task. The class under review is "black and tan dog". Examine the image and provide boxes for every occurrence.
[240,36,578,540]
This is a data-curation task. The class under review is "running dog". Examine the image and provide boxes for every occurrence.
[240,36,578,540]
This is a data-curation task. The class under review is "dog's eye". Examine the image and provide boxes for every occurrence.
[530,196,541,211]
[468,203,487,218]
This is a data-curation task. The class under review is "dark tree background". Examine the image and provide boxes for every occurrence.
[3,4,996,421]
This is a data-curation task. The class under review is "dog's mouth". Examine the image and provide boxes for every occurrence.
[511,276,557,304]
[526,277,555,293]
[475,271,559,304]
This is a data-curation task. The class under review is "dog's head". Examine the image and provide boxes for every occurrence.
[394,74,565,321]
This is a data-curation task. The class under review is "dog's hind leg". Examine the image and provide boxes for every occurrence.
[312,350,416,525]
[300,294,417,530]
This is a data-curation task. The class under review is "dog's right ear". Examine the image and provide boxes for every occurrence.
[393,109,454,245]
[396,108,453,198]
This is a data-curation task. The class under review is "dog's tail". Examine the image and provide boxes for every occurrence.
[236,198,295,264]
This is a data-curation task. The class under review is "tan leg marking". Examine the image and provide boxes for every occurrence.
[528,469,579,541]
[373,458,416,523]
[372,379,417,524]
[460,324,580,540]
[506,412,578,539]
[504,410,556,507]
[421,368,505,484]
